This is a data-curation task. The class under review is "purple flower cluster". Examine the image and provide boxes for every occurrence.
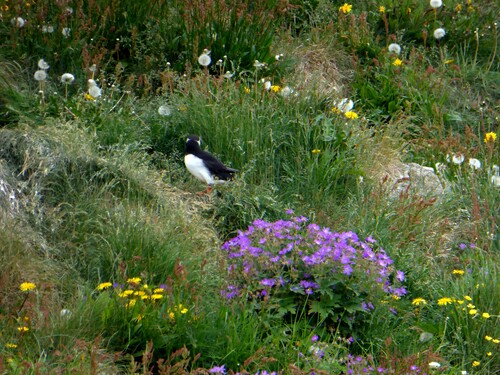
[221,215,406,319]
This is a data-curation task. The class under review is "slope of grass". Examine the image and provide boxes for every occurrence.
[0,0,498,374]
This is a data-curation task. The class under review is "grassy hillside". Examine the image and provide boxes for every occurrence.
[0,1,498,374]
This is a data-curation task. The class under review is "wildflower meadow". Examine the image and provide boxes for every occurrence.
[0,0,498,374]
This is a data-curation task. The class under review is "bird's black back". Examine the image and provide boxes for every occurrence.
[185,135,238,180]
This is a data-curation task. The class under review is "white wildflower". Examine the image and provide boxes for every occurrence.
[42,25,54,33]
[434,28,446,40]
[491,175,500,187]
[198,49,211,67]
[253,60,266,69]
[88,85,102,98]
[280,86,292,97]
[430,0,443,9]
[158,105,172,116]
[61,73,75,84]
[62,27,71,38]
[88,79,101,97]
[452,153,464,165]
[388,43,402,55]
[429,362,441,369]
[34,70,47,81]
[334,98,354,113]
[223,71,234,79]
[60,309,72,317]
[264,81,272,91]
[468,158,481,170]
[38,59,50,70]
[11,17,25,28]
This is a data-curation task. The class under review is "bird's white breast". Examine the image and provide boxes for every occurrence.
[184,154,215,184]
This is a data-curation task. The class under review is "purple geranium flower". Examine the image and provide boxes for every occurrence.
[396,270,405,282]
[209,365,226,374]
[261,278,276,287]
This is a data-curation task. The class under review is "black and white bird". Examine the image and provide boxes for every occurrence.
[184,135,238,192]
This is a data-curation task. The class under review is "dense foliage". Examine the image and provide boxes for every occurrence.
[0,0,498,374]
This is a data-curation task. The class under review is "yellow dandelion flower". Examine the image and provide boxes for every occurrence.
[467,303,475,309]
[17,326,29,333]
[412,298,427,306]
[455,4,462,11]
[472,361,480,367]
[493,339,500,344]
[127,277,141,284]
[84,93,95,101]
[244,87,251,94]
[469,309,477,315]
[332,107,342,114]
[311,149,321,154]
[126,299,137,308]
[151,294,163,300]
[141,295,149,300]
[142,284,149,289]
[445,59,454,64]
[153,288,165,294]
[393,58,403,67]
[452,269,464,275]
[119,290,134,297]
[437,297,453,306]
[270,85,281,93]
[379,6,386,13]
[487,352,492,356]
[464,295,472,301]
[482,312,490,319]
[484,132,497,143]
[485,335,492,341]
[344,111,358,119]
[456,300,464,304]
[168,311,175,320]
[97,282,112,290]
[5,343,18,349]
[20,282,37,292]
[339,3,352,14]
[180,307,188,314]
[133,290,146,297]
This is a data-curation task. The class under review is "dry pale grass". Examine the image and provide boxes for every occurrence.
[293,43,349,98]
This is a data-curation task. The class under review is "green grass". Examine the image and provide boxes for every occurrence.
[0,0,498,374]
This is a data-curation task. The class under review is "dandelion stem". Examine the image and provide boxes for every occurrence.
[474,29,479,66]
[16,293,30,317]
[487,23,497,72]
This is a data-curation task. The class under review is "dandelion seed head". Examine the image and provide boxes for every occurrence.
[61,73,75,84]
[198,50,211,67]
[430,0,443,9]
[34,70,47,81]
[388,43,402,55]
[434,28,446,40]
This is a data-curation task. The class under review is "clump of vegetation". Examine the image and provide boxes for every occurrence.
[0,0,498,374]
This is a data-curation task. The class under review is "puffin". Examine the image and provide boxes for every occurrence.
[184,135,238,193]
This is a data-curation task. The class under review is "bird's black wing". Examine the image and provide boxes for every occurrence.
[198,150,238,180]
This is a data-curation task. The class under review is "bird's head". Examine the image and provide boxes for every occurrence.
[187,134,201,146]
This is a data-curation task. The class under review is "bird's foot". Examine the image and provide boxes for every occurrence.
[196,186,213,196]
